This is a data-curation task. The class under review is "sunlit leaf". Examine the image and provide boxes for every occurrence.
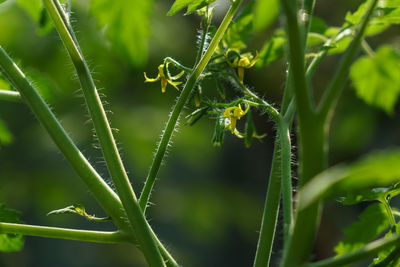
[0,73,11,90]
[350,45,400,115]
[0,203,24,252]
[256,29,286,67]
[47,204,111,222]
[253,0,279,32]
[298,149,400,211]
[335,203,390,256]
[0,119,13,146]
[167,0,216,16]
[345,0,400,36]
[220,1,254,52]
[90,0,153,66]
[16,0,53,35]
[307,16,328,46]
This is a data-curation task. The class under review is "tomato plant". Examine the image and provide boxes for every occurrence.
[1,0,400,266]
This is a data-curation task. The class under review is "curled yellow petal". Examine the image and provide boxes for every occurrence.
[170,70,185,80]
[144,72,160,82]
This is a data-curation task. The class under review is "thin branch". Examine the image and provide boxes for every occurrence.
[0,223,129,244]
[306,234,400,267]
[139,0,244,212]
[317,0,379,120]
[361,39,375,57]
[0,89,22,102]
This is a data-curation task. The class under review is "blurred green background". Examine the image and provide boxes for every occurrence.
[0,0,399,266]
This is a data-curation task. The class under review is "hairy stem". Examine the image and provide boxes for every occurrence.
[253,141,282,267]
[282,1,379,266]
[0,223,129,244]
[44,1,168,265]
[0,46,127,231]
[139,0,243,212]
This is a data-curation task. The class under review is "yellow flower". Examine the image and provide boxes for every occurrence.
[144,63,184,93]
[223,104,248,133]
[226,50,259,84]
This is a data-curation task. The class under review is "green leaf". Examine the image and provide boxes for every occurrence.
[256,29,286,67]
[167,0,216,16]
[90,0,154,66]
[0,73,11,90]
[47,204,111,222]
[345,0,400,36]
[220,1,254,52]
[350,45,400,115]
[370,223,400,266]
[310,16,328,34]
[0,0,8,4]
[298,149,400,211]
[16,0,53,35]
[342,183,400,205]
[253,0,279,32]
[0,119,13,146]
[335,203,390,257]
[0,203,24,252]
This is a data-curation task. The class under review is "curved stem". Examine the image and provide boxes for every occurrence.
[361,39,375,57]
[305,234,400,267]
[381,199,396,228]
[139,0,243,212]
[164,57,193,73]
[0,223,129,244]
[0,89,22,102]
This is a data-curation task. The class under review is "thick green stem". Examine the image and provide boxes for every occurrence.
[0,89,22,102]
[305,234,400,267]
[281,1,378,266]
[0,46,127,232]
[139,0,243,212]
[44,1,167,265]
[281,119,326,267]
[280,0,314,123]
[0,223,129,244]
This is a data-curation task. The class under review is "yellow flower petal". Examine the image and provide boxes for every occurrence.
[167,79,182,91]
[161,77,168,93]
[144,72,160,82]
[237,67,245,84]
[170,70,185,80]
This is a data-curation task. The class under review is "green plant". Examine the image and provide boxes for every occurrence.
[0,0,400,266]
